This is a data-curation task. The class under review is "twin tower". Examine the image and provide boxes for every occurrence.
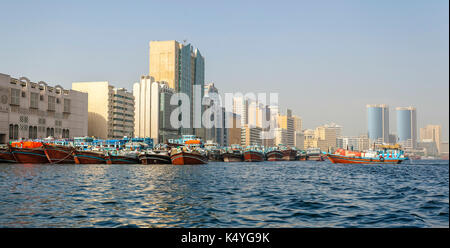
[366,104,417,148]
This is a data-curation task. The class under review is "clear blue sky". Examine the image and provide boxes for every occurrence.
[1,0,448,139]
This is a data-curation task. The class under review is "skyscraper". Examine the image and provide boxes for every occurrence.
[278,109,295,147]
[324,122,343,138]
[396,106,417,148]
[366,104,389,143]
[149,40,205,135]
[133,75,153,138]
[314,125,337,151]
[150,81,178,143]
[133,76,178,143]
[149,40,180,90]
[294,131,304,150]
[420,124,442,153]
[293,115,303,132]
[203,83,221,143]
[247,100,258,128]
[233,96,249,126]
[241,124,262,146]
[193,48,205,137]
[226,113,241,145]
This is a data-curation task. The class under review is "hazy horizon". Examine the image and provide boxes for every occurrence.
[1,0,448,140]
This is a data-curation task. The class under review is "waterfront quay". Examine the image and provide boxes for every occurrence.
[0,40,448,161]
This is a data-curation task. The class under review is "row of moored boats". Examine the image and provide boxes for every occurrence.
[1,135,407,165]
[0,136,325,165]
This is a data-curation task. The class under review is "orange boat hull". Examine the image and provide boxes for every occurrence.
[170,152,208,165]
[244,151,264,162]
[10,147,49,164]
[73,150,107,164]
[327,154,403,164]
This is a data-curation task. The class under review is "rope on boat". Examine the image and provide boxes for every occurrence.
[48,147,75,164]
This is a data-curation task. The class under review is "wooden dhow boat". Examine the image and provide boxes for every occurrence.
[73,149,107,164]
[297,150,308,161]
[326,145,408,164]
[167,135,208,165]
[105,151,140,164]
[43,143,75,164]
[265,148,283,161]
[306,148,325,161]
[204,141,223,162]
[243,145,265,162]
[170,147,208,165]
[9,142,49,164]
[139,150,172,164]
[0,147,16,163]
[222,153,243,162]
[280,146,297,161]
[222,144,244,162]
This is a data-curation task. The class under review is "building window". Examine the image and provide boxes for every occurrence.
[9,124,13,139]
[62,129,70,138]
[10,124,19,140]
[30,92,39,109]
[63,99,71,113]
[28,126,36,139]
[48,96,55,111]
[46,127,56,137]
[14,125,18,139]
[10,89,20,105]
[38,118,46,125]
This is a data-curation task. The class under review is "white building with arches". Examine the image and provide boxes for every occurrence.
[0,73,88,144]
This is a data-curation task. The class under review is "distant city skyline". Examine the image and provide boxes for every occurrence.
[0,0,448,139]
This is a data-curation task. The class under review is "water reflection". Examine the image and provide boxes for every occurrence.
[0,161,448,227]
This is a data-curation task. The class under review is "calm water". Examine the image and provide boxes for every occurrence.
[0,160,448,228]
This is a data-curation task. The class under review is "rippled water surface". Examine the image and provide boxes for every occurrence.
[0,160,448,228]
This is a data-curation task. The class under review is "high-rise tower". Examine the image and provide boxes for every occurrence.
[366,104,389,143]
[420,124,442,153]
[396,106,417,148]
[149,40,205,135]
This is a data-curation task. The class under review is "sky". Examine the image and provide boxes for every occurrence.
[1,0,448,139]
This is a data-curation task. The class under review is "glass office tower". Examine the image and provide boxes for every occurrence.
[396,106,417,148]
[366,104,389,144]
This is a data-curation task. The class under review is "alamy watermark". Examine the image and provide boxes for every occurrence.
[169,85,280,139]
